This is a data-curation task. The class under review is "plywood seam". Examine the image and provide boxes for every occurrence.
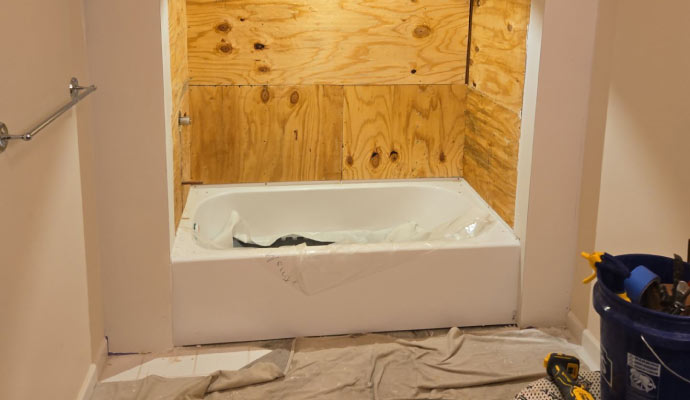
[187,84,471,88]
[465,0,475,85]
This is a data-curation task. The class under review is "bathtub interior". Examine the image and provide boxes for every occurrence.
[174,179,518,258]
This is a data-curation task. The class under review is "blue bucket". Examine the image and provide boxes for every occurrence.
[593,254,690,400]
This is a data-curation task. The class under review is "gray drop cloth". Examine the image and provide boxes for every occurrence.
[92,328,580,400]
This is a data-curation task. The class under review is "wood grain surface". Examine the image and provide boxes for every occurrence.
[168,0,190,108]
[187,0,470,85]
[468,0,530,113]
[169,0,190,227]
[343,85,466,180]
[189,85,344,184]
[463,88,520,226]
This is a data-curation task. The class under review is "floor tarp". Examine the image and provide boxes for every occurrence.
[92,328,581,400]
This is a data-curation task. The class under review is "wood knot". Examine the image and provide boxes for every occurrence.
[346,155,354,166]
[293,130,298,140]
[254,42,265,50]
[216,22,231,33]
[507,23,513,32]
[413,25,431,38]
[261,87,270,103]
[389,151,400,162]
[439,152,446,163]
[290,91,300,104]
[370,151,381,168]
[257,65,270,73]
[218,43,233,54]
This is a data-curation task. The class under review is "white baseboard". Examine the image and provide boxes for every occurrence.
[581,328,601,371]
[76,338,108,400]
[566,310,585,343]
[566,311,600,371]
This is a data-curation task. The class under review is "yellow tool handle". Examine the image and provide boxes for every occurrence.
[572,386,595,400]
[581,251,603,284]
[552,365,595,400]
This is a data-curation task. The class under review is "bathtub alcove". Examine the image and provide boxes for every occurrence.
[167,0,532,344]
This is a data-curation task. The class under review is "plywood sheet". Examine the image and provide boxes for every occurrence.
[463,88,520,226]
[168,0,189,107]
[172,90,192,228]
[190,85,343,184]
[343,85,466,180]
[187,0,470,85]
[468,0,530,114]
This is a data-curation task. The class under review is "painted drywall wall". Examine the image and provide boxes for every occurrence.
[567,0,619,335]
[570,0,690,339]
[0,1,102,398]
[84,0,174,352]
[518,0,604,326]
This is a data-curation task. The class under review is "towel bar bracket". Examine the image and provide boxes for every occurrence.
[0,77,96,154]
[0,123,8,153]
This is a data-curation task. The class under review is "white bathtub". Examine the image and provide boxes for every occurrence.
[172,179,520,345]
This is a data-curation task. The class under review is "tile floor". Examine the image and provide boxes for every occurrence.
[100,341,280,382]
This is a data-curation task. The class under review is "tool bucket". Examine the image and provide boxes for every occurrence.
[593,254,690,400]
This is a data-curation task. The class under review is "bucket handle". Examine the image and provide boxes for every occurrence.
[641,334,690,384]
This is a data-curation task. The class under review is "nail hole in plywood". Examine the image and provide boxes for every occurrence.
[254,42,266,50]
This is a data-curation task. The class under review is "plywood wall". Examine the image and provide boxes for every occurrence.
[186,0,469,85]
[464,0,531,226]
[343,85,466,180]
[185,0,472,187]
[189,85,343,183]
[169,0,191,226]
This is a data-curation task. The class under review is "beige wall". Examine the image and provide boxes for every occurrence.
[84,0,175,352]
[570,0,690,337]
[518,0,604,326]
[568,0,619,332]
[0,1,102,399]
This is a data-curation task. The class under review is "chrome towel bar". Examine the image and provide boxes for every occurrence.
[0,77,97,154]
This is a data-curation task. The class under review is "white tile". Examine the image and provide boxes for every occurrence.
[101,354,144,383]
[247,349,272,364]
[138,354,197,379]
[194,350,249,375]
